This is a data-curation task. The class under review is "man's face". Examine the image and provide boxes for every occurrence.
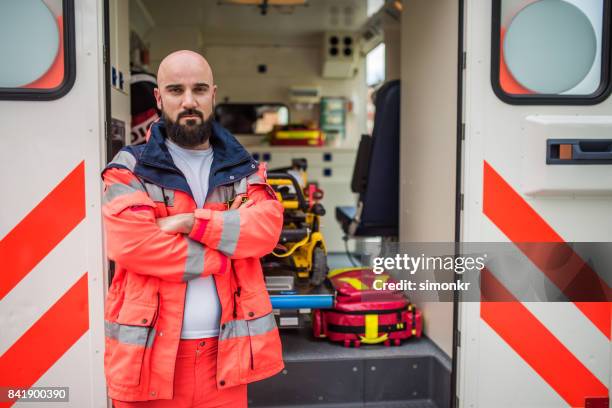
[154,52,217,147]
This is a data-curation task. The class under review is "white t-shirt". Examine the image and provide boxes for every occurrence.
[165,138,221,339]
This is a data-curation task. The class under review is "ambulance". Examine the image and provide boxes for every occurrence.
[0,0,609,407]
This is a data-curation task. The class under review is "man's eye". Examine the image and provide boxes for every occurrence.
[169,88,182,94]
[194,87,207,94]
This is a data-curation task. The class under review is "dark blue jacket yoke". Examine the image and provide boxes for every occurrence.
[103,120,258,200]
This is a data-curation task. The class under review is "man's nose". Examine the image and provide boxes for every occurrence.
[182,90,197,109]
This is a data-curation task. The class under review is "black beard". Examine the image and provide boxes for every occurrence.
[163,111,213,148]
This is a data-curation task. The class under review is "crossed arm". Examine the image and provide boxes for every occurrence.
[101,167,283,283]
[154,194,242,234]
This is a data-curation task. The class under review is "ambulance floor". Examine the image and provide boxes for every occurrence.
[248,328,450,407]
[247,252,451,407]
[249,316,450,408]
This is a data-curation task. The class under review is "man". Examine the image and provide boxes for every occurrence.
[102,50,284,407]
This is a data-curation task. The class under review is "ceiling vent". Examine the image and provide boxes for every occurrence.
[322,32,358,78]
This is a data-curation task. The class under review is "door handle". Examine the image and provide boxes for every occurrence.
[547,139,612,164]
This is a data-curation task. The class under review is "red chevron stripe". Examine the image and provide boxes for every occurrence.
[0,162,85,301]
[0,273,89,407]
[483,161,611,339]
[481,270,607,406]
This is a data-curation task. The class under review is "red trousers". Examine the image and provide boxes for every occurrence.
[113,337,247,408]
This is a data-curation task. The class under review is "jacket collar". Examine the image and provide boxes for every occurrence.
[140,119,252,171]
[135,119,257,197]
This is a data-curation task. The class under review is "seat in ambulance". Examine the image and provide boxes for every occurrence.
[336,79,400,238]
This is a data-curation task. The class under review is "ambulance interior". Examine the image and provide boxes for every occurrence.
[110,0,459,406]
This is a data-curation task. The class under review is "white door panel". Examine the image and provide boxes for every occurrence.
[459,0,611,406]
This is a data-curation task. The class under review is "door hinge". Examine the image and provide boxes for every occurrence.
[462,51,466,70]
[460,193,464,211]
[461,123,465,141]
[103,44,108,64]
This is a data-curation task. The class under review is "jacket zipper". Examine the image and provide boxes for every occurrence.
[231,264,242,319]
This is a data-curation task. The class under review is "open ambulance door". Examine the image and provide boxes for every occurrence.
[0,0,108,406]
[458,0,611,406]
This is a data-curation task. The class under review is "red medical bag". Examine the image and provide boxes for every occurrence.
[313,267,422,347]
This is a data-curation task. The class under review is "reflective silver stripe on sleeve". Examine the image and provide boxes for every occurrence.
[109,150,137,171]
[102,179,145,205]
[218,210,240,256]
[144,182,175,205]
[219,312,277,341]
[183,237,205,281]
[104,320,156,347]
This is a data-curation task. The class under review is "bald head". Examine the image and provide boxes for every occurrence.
[157,50,214,88]
[154,50,217,148]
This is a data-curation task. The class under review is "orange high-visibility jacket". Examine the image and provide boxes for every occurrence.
[101,120,284,402]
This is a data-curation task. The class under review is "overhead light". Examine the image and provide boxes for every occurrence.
[220,0,306,4]
[218,0,308,15]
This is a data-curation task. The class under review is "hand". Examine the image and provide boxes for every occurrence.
[229,194,247,210]
[156,213,195,235]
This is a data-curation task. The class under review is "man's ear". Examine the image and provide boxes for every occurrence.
[154,88,162,111]
[212,85,218,107]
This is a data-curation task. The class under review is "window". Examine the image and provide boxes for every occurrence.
[366,43,386,134]
[215,103,289,135]
[367,0,385,17]
[0,0,75,100]
[367,43,386,87]
[492,0,611,104]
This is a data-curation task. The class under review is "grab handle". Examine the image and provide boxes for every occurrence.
[547,139,612,164]
[572,141,612,160]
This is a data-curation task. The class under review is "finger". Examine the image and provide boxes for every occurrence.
[230,196,244,209]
